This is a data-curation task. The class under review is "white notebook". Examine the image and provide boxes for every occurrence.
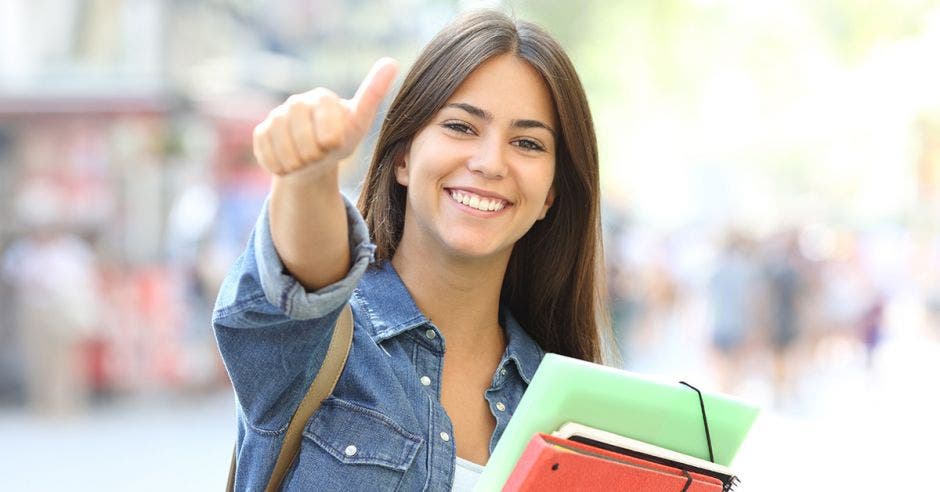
[552,421,737,486]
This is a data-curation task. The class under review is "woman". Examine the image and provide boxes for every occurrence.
[214,9,606,491]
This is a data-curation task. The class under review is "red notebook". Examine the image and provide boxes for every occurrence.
[503,433,724,492]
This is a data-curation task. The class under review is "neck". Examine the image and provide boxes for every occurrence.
[391,237,509,349]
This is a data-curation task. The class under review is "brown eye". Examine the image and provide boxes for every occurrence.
[442,122,475,135]
[513,138,545,152]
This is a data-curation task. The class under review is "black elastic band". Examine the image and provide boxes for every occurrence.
[679,381,715,463]
[680,470,693,492]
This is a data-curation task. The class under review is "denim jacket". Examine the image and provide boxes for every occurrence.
[213,196,544,491]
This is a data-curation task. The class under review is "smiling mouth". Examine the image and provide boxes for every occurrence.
[447,189,509,212]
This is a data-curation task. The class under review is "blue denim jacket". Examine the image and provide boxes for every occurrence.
[213,196,544,491]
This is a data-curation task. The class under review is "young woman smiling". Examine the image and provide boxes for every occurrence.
[215,9,607,491]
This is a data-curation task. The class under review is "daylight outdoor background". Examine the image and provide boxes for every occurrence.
[1,0,939,490]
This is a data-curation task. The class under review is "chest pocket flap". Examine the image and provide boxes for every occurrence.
[304,397,423,471]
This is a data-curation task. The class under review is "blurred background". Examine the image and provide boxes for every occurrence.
[1,0,938,490]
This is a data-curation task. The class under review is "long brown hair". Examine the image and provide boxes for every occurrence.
[357,9,607,363]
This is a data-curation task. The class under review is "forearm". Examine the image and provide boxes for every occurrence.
[269,167,350,292]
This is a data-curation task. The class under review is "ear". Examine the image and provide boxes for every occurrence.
[394,150,410,186]
[538,186,555,220]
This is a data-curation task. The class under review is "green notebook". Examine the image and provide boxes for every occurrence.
[475,353,760,491]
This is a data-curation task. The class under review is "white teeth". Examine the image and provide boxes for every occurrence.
[449,190,506,212]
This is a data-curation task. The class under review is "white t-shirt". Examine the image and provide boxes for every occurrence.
[452,457,485,491]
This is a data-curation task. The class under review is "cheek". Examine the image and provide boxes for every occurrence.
[529,164,556,216]
[396,128,435,187]
[527,161,555,201]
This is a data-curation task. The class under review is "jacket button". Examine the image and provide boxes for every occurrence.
[344,445,357,457]
[440,432,450,442]
[420,376,431,386]
[495,402,506,412]
[425,329,436,340]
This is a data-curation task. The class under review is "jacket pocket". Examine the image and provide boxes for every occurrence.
[288,397,423,490]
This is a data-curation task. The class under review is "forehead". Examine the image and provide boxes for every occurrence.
[445,54,556,125]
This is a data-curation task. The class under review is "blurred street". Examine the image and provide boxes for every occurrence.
[0,390,235,491]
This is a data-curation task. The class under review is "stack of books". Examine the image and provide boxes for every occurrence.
[475,354,759,491]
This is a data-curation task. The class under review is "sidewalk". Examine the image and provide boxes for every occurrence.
[0,391,235,491]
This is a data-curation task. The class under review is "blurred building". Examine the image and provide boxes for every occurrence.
[0,0,452,402]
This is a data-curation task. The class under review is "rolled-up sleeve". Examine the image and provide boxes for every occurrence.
[213,193,375,326]
[211,193,374,434]
[255,193,374,320]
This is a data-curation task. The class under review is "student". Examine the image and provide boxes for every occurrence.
[214,9,607,491]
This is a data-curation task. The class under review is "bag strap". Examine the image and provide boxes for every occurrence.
[226,305,355,492]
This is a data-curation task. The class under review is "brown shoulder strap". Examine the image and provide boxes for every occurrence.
[226,305,355,492]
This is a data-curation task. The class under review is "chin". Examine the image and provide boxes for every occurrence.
[440,235,507,261]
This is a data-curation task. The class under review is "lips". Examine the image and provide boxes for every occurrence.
[446,188,510,212]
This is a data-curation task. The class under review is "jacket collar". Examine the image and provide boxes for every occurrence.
[353,260,543,383]
[498,306,543,384]
[353,260,429,341]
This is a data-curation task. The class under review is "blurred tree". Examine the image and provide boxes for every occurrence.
[808,0,938,63]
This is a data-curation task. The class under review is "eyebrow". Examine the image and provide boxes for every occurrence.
[445,102,556,137]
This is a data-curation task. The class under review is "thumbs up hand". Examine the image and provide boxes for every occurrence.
[253,58,399,178]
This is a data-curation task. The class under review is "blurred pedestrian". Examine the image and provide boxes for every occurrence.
[1,180,101,417]
[859,294,884,369]
[764,232,805,408]
[708,231,760,393]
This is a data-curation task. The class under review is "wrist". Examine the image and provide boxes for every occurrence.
[273,163,340,196]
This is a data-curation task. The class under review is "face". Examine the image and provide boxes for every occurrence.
[394,54,557,263]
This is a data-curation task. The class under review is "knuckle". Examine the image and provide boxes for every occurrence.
[291,130,316,162]
[253,120,269,139]
[271,105,289,122]
[286,94,310,115]
[309,86,332,97]
[287,100,309,123]
[267,119,284,142]
[307,87,338,106]
[305,88,326,104]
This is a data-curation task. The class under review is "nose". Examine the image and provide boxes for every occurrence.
[466,136,507,179]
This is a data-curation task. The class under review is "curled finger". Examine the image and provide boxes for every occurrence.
[288,98,324,164]
[269,114,303,174]
[313,94,347,153]
[253,122,283,175]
